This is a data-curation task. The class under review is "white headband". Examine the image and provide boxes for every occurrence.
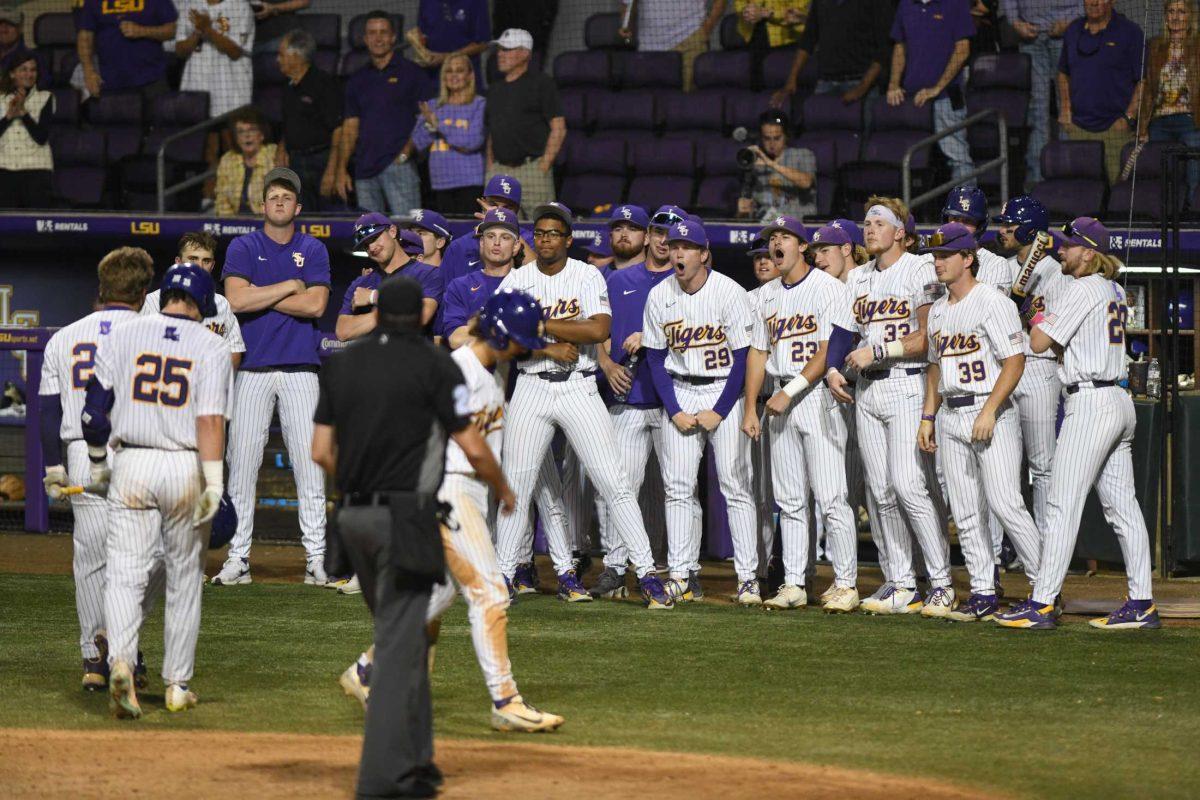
[865,205,904,230]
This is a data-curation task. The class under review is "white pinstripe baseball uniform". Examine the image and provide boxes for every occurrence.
[748,285,778,576]
[974,248,1017,294]
[93,314,232,685]
[141,289,245,355]
[846,254,951,589]
[494,258,658,579]
[1032,274,1152,605]
[426,346,518,703]
[753,268,857,589]
[644,269,758,581]
[927,284,1042,595]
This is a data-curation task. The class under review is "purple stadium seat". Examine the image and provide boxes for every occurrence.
[724,91,776,131]
[631,139,695,176]
[793,137,837,215]
[1029,140,1106,217]
[296,13,341,51]
[763,48,801,90]
[52,128,106,165]
[34,12,75,47]
[591,90,658,138]
[54,167,107,206]
[616,51,682,90]
[339,50,370,77]
[627,176,695,211]
[554,51,611,88]
[254,52,286,86]
[836,100,934,203]
[565,137,626,174]
[584,13,630,50]
[800,94,864,166]
[694,177,741,217]
[870,97,934,133]
[966,89,1029,192]
[149,91,210,128]
[969,52,1031,92]
[559,90,588,133]
[348,13,404,50]
[700,139,743,178]
[660,90,725,138]
[1107,142,1179,220]
[561,137,628,212]
[253,84,284,127]
[694,51,753,90]
[719,14,747,49]
[87,93,142,127]
[50,88,79,125]
[50,49,78,89]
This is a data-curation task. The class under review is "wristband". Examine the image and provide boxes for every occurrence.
[1029,310,1045,327]
[781,374,810,399]
[871,344,885,363]
[87,445,107,464]
[920,414,936,423]
[886,340,905,359]
[202,461,224,493]
[369,289,378,306]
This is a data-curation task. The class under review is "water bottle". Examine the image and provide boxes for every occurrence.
[1147,357,1161,398]
[614,350,641,403]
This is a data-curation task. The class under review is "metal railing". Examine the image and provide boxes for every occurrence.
[901,108,1008,212]
[156,104,254,214]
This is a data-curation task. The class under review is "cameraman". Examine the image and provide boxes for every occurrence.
[737,110,816,222]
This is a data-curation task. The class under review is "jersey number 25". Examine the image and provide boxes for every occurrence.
[132,353,193,407]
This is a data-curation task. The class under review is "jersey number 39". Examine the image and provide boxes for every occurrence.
[132,353,193,407]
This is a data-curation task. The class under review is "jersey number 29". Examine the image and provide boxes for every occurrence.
[132,354,193,407]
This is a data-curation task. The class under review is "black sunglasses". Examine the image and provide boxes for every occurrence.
[651,211,684,228]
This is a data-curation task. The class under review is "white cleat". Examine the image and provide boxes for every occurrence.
[210,558,251,586]
[822,586,860,613]
[165,683,198,712]
[305,559,329,587]
[920,586,956,619]
[861,583,924,615]
[109,660,141,720]
[733,579,763,606]
[763,584,807,610]
[490,695,564,733]
[337,574,362,595]
[339,660,370,710]
[818,584,838,604]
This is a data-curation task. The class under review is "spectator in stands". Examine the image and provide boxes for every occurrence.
[214,107,280,215]
[410,0,490,78]
[76,0,177,100]
[252,0,310,56]
[735,1,805,49]
[410,53,485,214]
[738,109,816,221]
[0,7,32,74]
[278,28,343,212]
[0,51,51,208]
[485,28,564,215]
[1002,0,1076,185]
[887,0,977,183]
[771,0,893,107]
[1140,0,1200,197]
[335,11,432,214]
[619,0,729,92]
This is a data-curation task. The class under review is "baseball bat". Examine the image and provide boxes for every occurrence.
[1119,140,1146,182]
[1010,230,1051,300]
[60,486,85,496]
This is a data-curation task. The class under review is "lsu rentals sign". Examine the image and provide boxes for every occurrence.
[130,221,160,235]
[301,224,330,238]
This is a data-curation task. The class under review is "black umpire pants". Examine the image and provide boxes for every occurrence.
[338,505,437,799]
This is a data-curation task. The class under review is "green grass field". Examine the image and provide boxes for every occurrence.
[2,572,1199,799]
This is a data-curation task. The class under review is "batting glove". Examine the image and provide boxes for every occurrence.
[43,465,68,499]
[193,460,224,526]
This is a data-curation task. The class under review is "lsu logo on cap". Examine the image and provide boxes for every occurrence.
[621,206,632,219]
[495,210,508,221]
[775,216,785,226]
[500,179,512,195]
[958,195,971,211]
[678,224,689,236]
[413,210,424,221]
[813,231,823,242]
[831,220,843,228]
[292,252,305,268]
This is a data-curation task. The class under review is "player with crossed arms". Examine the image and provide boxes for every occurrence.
[81,263,233,718]
[998,217,1159,631]
[495,202,674,609]
[916,223,1044,622]
[744,216,860,613]
[644,220,761,605]
[826,198,953,616]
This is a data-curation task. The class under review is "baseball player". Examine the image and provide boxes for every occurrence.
[747,235,781,582]
[998,218,1159,630]
[438,174,525,291]
[333,289,564,732]
[337,215,442,341]
[403,209,452,267]
[744,217,860,612]
[82,263,233,718]
[644,220,761,604]
[494,202,674,609]
[41,247,157,690]
[942,187,1015,294]
[916,223,1043,622]
[140,232,245,366]
[826,198,953,615]
[214,167,330,587]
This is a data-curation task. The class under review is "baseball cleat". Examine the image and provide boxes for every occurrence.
[664,577,693,603]
[818,584,837,604]
[588,567,628,599]
[304,559,329,587]
[338,574,362,595]
[946,592,999,622]
[920,586,955,618]
[1052,593,1065,619]
[165,683,198,712]
[857,581,895,614]
[822,586,860,613]
[339,658,371,709]
[734,579,763,606]
[638,574,674,609]
[108,660,141,720]
[82,657,108,691]
[491,695,564,733]
[503,574,518,601]
[511,563,539,595]
[861,584,923,615]
[211,558,251,586]
[995,598,1056,629]
[1089,599,1161,630]
[763,583,807,610]
[325,576,352,591]
[556,570,592,602]
[993,565,1005,600]
[687,570,704,600]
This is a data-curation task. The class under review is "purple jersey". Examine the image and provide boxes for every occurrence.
[441,270,506,336]
[339,258,443,316]
[222,230,330,369]
[606,262,674,406]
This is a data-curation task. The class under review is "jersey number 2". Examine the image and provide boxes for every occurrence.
[132,354,193,407]
[1107,302,1127,344]
[71,343,97,389]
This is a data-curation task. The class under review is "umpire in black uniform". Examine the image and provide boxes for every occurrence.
[312,274,514,799]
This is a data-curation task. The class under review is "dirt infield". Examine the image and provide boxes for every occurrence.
[0,729,1000,800]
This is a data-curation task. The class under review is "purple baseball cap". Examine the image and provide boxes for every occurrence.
[747,236,769,257]
[905,212,917,234]
[759,214,809,243]
[398,229,425,256]
[607,204,650,229]
[404,209,451,239]
[831,218,863,247]
[810,225,852,247]
[476,207,520,236]
[920,221,977,253]
[650,205,688,229]
[666,220,708,247]
[1052,216,1110,253]
[354,211,393,248]
[584,238,613,257]
[484,174,521,205]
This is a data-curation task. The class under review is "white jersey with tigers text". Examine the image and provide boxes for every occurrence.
[1040,274,1129,385]
[497,258,609,374]
[41,307,139,442]
[444,346,505,475]
[643,269,754,377]
[1010,253,1073,360]
[845,252,942,369]
[927,283,1024,397]
[752,267,854,378]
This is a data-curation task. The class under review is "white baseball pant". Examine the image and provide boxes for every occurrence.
[661,379,758,582]
[752,393,778,578]
[427,474,519,704]
[1032,386,1153,605]
[103,448,205,685]
[225,370,326,561]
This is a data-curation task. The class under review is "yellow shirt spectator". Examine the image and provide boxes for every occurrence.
[735,0,807,48]
[214,111,278,216]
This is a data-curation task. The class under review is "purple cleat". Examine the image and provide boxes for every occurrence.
[1089,598,1161,630]
[946,592,1000,623]
[638,574,674,610]
[995,598,1056,630]
[556,569,592,602]
[511,563,539,595]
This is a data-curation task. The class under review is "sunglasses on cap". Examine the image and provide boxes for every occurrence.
[651,211,684,228]
[1061,221,1101,249]
[354,223,390,243]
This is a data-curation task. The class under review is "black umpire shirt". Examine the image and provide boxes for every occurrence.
[797,0,895,82]
[485,69,562,166]
[314,328,471,493]
[282,65,344,153]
